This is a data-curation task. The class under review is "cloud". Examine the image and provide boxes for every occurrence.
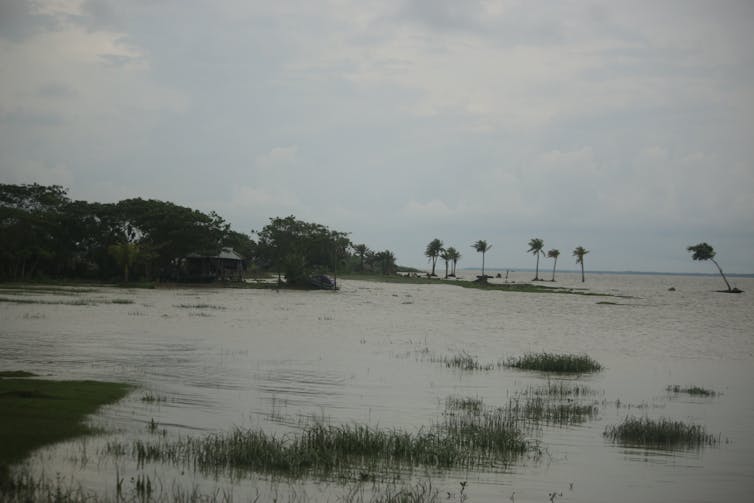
[1,1,753,272]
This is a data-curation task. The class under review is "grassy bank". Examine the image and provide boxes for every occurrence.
[0,373,132,480]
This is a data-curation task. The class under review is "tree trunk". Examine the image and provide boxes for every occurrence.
[712,259,732,291]
[580,261,585,282]
[481,252,486,277]
[534,253,540,280]
[551,257,557,281]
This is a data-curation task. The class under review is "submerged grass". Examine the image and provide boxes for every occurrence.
[0,377,132,481]
[0,296,94,306]
[174,303,227,310]
[505,352,603,373]
[439,351,495,371]
[666,385,716,397]
[109,409,531,478]
[604,416,719,448]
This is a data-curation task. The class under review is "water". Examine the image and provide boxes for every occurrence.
[1,272,753,502]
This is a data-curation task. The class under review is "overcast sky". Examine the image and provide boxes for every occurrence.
[1,1,753,273]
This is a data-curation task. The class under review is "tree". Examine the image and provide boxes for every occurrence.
[546,249,560,282]
[425,238,443,276]
[527,238,545,281]
[573,246,589,282]
[352,244,370,272]
[446,247,461,277]
[472,240,492,278]
[687,242,737,292]
[440,248,452,279]
[254,215,351,286]
[0,183,70,280]
[374,249,397,275]
[107,242,139,283]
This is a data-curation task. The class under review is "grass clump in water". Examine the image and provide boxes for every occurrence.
[112,414,530,478]
[666,385,716,397]
[175,303,226,310]
[440,351,495,371]
[505,352,602,373]
[604,416,719,448]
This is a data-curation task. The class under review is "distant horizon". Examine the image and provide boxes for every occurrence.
[449,267,754,278]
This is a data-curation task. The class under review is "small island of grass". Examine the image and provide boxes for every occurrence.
[504,352,603,373]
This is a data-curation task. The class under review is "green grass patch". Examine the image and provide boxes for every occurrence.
[604,416,719,448]
[666,385,716,397]
[505,352,603,373]
[0,378,132,480]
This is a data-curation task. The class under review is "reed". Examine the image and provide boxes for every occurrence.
[603,416,718,448]
[505,353,602,373]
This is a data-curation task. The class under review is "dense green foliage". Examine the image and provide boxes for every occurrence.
[0,184,398,284]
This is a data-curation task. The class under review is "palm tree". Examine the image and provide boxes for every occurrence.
[527,238,545,281]
[352,243,370,272]
[425,238,443,276]
[446,247,461,277]
[107,242,139,283]
[472,240,492,278]
[440,248,452,279]
[687,242,737,292]
[573,246,589,282]
[547,249,560,281]
[375,249,397,275]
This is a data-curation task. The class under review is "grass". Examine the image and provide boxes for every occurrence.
[666,385,716,397]
[174,303,227,310]
[505,352,603,373]
[0,297,94,306]
[338,273,620,297]
[0,371,37,378]
[439,351,495,371]
[604,416,719,448]
[0,377,132,480]
[109,407,531,478]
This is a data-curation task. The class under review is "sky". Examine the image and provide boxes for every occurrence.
[1,0,753,273]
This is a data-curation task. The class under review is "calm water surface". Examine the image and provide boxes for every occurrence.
[1,272,753,502]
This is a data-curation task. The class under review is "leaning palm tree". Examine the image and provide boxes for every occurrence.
[446,247,461,277]
[573,246,589,282]
[687,242,737,292]
[527,238,545,281]
[472,240,492,278]
[425,238,443,276]
[547,249,560,281]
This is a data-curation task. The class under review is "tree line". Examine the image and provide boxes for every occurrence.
[0,183,396,285]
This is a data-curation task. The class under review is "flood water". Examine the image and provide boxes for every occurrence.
[2,272,753,502]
